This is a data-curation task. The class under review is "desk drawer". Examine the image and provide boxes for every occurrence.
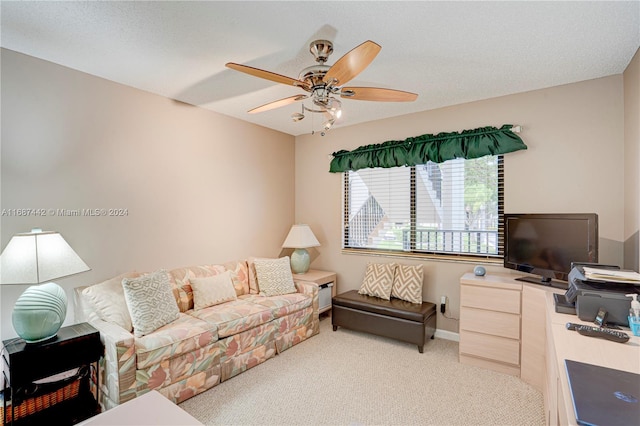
[460,330,520,366]
[460,307,520,339]
[461,285,521,314]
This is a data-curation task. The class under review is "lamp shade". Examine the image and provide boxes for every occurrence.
[281,224,320,249]
[1,229,90,284]
[1,229,90,343]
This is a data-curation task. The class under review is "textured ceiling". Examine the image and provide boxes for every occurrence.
[1,1,639,136]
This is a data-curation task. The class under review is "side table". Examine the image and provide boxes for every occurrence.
[292,269,337,314]
[2,322,104,425]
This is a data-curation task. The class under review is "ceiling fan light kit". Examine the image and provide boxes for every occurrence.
[226,39,418,135]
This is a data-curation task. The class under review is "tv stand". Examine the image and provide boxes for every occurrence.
[515,276,568,290]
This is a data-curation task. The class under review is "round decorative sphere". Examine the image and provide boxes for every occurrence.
[474,265,486,277]
[12,282,67,343]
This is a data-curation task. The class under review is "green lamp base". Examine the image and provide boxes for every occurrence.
[12,282,67,343]
[290,248,310,274]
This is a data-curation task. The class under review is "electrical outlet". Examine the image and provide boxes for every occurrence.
[440,296,447,314]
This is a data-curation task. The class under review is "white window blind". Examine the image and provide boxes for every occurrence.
[343,156,504,258]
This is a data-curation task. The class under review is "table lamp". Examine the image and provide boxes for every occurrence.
[0,228,90,343]
[282,224,320,274]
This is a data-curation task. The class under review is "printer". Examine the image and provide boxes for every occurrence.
[554,264,640,326]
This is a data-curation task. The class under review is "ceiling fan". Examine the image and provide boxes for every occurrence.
[226,40,418,132]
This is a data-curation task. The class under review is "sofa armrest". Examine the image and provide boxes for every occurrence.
[294,280,319,319]
[88,318,138,405]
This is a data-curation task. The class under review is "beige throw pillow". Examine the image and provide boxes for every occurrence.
[122,270,180,337]
[82,272,141,331]
[254,257,297,296]
[358,263,396,300]
[191,271,238,310]
[391,264,424,304]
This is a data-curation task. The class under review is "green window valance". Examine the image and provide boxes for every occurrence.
[329,124,527,173]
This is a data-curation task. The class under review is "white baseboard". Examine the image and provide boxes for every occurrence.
[435,328,459,342]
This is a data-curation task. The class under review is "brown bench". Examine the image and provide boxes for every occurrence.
[331,290,437,353]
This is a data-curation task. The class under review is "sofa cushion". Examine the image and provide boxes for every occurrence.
[135,313,219,370]
[223,260,250,296]
[390,264,424,304]
[358,263,396,300]
[168,265,227,312]
[122,270,180,338]
[243,293,312,318]
[82,271,141,331]
[254,257,297,296]
[191,271,237,310]
[189,299,274,338]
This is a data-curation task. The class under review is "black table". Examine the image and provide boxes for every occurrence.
[2,322,104,425]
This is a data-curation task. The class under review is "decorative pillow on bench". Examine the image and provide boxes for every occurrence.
[358,262,396,300]
[391,264,423,304]
[358,262,424,304]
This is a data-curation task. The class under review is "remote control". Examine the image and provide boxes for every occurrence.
[566,322,580,330]
[574,325,630,343]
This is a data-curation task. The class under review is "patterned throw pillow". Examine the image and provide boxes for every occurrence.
[191,271,238,310]
[358,263,396,300]
[122,270,180,337]
[254,257,297,296]
[391,264,424,304]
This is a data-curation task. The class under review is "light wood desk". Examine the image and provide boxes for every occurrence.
[459,272,639,425]
[544,291,639,426]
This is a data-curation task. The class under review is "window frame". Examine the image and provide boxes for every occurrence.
[342,156,504,263]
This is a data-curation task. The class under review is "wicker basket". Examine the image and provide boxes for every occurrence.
[1,379,80,424]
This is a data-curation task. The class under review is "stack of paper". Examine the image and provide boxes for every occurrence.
[582,267,640,284]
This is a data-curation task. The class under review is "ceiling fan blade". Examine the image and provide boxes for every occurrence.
[248,95,308,114]
[323,40,381,86]
[340,87,418,102]
[226,63,309,90]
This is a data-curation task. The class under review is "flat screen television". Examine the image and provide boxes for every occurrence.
[503,213,598,288]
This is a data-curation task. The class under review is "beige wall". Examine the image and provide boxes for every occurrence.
[624,48,640,271]
[295,75,625,333]
[0,49,295,339]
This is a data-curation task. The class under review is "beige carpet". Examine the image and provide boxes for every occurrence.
[179,317,544,426]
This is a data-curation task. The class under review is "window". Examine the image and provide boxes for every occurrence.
[343,155,503,258]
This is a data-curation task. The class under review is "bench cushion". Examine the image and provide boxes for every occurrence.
[332,290,436,323]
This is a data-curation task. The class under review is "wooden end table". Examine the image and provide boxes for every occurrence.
[292,269,337,314]
[2,322,104,425]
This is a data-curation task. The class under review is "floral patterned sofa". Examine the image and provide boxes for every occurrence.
[74,257,319,411]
